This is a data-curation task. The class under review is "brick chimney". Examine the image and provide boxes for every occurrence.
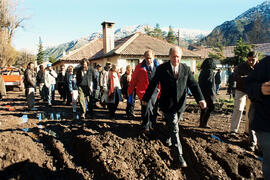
[102,21,115,54]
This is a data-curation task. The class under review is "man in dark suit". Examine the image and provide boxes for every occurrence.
[245,56,270,179]
[142,47,207,168]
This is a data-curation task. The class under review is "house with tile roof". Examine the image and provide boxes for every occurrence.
[90,22,201,73]
[52,21,201,73]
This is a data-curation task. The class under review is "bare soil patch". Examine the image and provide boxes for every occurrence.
[0,89,263,179]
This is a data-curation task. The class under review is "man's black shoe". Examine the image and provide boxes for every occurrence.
[178,155,187,168]
[203,125,211,129]
[199,124,211,129]
[249,144,256,152]
[127,113,135,119]
[109,114,115,120]
[80,113,85,119]
[141,126,150,134]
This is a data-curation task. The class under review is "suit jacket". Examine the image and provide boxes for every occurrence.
[234,61,255,92]
[142,61,204,114]
[128,59,160,100]
[245,56,270,132]
[24,68,36,88]
[76,66,97,92]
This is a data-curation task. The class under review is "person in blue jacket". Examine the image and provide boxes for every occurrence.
[66,65,78,116]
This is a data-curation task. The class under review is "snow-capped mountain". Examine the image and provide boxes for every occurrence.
[161,27,210,40]
[44,25,210,59]
[201,1,270,46]
[236,1,270,21]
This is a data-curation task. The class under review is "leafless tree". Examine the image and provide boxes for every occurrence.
[0,0,26,66]
[14,50,35,69]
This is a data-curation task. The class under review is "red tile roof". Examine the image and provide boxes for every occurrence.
[193,43,270,59]
[91,33,201,60]
[61,38,103,61]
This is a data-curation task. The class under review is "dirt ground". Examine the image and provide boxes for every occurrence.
[0,87,263,180]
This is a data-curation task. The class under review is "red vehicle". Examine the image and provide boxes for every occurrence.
[0,67,24,90]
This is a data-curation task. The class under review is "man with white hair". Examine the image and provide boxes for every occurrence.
[142,46,207,168]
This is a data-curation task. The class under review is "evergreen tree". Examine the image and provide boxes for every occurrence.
[153,23,164,39]
[234,38,253,65]
[222,38,253,66]
[36,37,44,65]
[167,26,176,44]
[144,26,153,36]
[49,55,57,64]
[144,24,165,39]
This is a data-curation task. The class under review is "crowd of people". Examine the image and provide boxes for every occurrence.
[3,47,270,178]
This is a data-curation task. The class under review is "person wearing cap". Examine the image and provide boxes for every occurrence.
[44,64,57,106]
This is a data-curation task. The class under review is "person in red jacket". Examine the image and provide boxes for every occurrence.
[128,50,160,131]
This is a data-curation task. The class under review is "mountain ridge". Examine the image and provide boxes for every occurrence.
[201,1,270,46]
[44,25,210,60]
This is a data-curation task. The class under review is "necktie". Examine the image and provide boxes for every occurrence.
[148,65,152,72]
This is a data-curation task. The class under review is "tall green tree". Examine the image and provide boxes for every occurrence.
[234,38,253,65]
[144,26,152,36]
[167,26,176,44]
[222,38,253,66]
[144,24,165,40]
[153,23,164,39]
[36,37,44,65]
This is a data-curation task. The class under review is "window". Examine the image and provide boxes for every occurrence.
[126,59,139,70]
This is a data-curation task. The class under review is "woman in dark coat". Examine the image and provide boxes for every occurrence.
[198,58,216,128]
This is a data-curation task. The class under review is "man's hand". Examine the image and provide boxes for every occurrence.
[199,100,207,109]
[142,101,147,106]
[261,81,270,95]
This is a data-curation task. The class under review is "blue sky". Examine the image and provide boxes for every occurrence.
[13,0,266,53]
